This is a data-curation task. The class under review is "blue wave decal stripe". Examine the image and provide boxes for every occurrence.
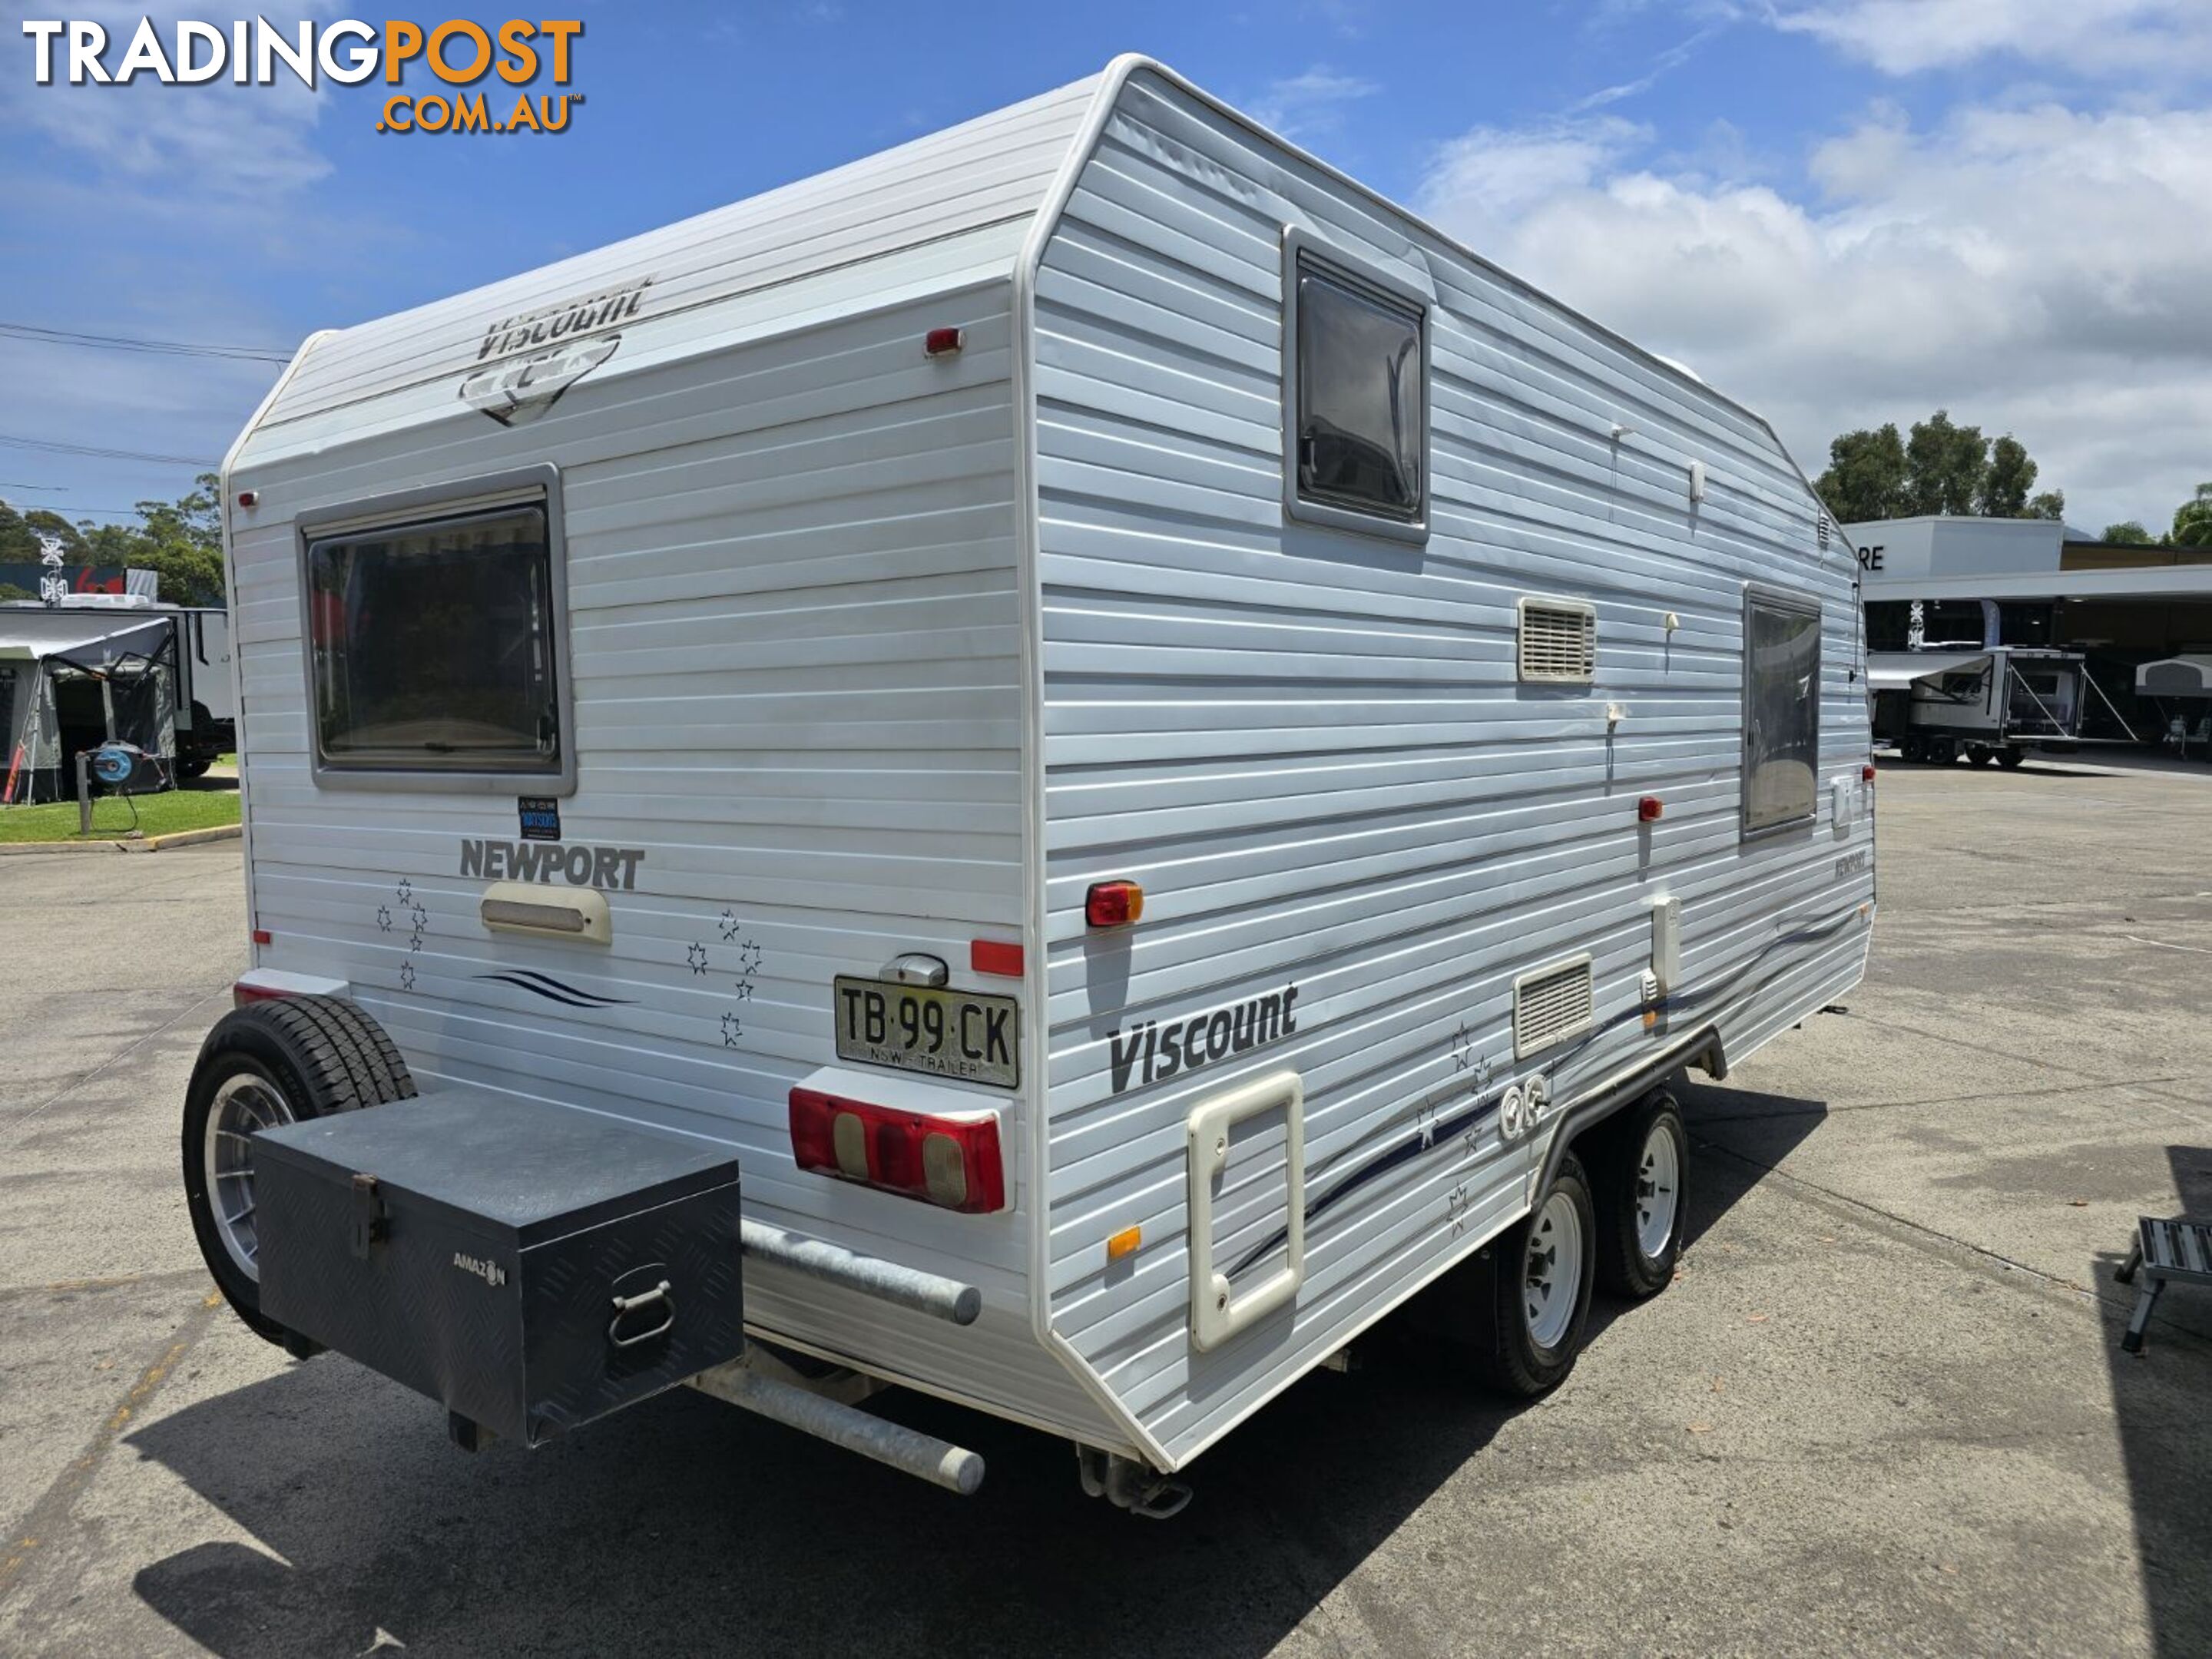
[472,972,634,1008]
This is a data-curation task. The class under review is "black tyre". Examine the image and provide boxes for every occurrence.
[174,757,212,780]
[1969,749,1995,767]
[1998,749,2026,769]
[1461,1151,1598,1399]
[182,995,416,1342]
[1591,1094,1688,1299]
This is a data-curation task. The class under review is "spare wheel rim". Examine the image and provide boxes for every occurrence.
[205,1071,296,1283]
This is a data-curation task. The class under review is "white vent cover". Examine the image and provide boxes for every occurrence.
[1517,597,1597,684]
[1514,955,1594,1058]
[1816,513,1832,551]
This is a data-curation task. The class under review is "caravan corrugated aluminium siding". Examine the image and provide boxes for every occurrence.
[1027,67,1873,1467]
[224,72,1130,1451]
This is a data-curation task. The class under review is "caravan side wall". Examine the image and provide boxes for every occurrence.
[1028,69,1874,1467]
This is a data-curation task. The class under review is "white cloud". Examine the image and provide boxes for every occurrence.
[1417,100,2212,530]
[1767,0,2212,77]
[1249,67,1378,141]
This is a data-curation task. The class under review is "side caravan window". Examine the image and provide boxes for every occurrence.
[297,467,575,793]
[1741,586,1821,835]
[1282,231,1429,541]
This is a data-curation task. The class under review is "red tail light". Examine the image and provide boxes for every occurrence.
[789,1088,1006,1214]
[1637,796,1664,822]
[923,326,964,356]
[1863,763,1877,781]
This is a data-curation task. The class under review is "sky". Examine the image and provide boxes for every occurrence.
[2,0,2210,538]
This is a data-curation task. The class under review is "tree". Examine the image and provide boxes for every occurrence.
[2174,483,2212,548]
[1901,410,1988,516]
[0,472,226,603]
[2101,520,2155,544]
[1814,423,1908,524]
[1979,435,2037,517]
[1816,411,2062,524]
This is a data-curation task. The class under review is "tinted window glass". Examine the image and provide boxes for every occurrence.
[1743,592,1820,832]
[306,505,561,774]
[1295,262,1424,521]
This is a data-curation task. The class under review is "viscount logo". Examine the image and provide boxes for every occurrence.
[459,276,651,426]
[453,1250,507,1288]
[1108,985,1299,1094]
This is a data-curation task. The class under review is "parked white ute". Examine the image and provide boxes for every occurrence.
[184,55,1876,1515]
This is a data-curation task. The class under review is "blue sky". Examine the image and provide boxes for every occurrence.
[4,1,2210,534]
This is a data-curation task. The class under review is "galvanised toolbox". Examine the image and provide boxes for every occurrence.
[256,1091,743,1447]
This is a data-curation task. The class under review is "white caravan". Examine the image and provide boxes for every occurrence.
[1867,646,2085,767]
[186,56,1876,1512]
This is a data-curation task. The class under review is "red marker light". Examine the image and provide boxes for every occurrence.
[236,489,258,508]
[1637,796,1664,823]
[971,939,1024,977]
[1085,880,1145,928]
[924,326,964,357]
[251,928,272,945]
[1863,763,1877,781]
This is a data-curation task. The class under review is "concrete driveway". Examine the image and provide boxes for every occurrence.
[2,757,2207,1657]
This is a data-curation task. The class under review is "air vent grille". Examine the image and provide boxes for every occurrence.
[1816,513,1832,551]
[1514,956,1594,1058]
[1517,598,1597,684]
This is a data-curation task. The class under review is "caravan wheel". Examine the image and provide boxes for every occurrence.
[1998,749,2026,769]
[1459,1152,1597,1399]
[1592,1094,1687,1298]
[182,995,416,1343]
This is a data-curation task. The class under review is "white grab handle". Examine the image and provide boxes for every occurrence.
[1186,1070,1305,1353]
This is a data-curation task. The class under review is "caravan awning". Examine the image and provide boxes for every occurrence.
[2137,654,2212,697]
[1865,651,1992,693]
[0,609,173,668]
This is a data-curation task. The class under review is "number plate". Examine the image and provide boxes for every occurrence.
[832,976,1020,1089]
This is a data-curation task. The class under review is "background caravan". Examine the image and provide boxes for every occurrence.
[185,55,1875,1512]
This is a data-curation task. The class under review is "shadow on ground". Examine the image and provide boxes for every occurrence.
[123,1078,1826,1659]
[2100,1144,2212,1659]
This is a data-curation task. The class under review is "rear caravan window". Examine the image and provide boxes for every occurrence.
[305,501,567,783]
[1741,587,1821,835]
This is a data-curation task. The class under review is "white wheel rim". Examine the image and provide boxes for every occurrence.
[204,1071,296,1282]
[1634,1123,1681,1260]
[1523,1188,1584,1349]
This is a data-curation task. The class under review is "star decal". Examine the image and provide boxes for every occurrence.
[737,938,765,975]
[733,977,754,1002]
[399,961,417,993]
[396,877,412,905]
[686,942,709,975]
[376,906,392,932]
[1447,1182,1472,1234]
[717,908,742,942]
[720,1012,743,1048]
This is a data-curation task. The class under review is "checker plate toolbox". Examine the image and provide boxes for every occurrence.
[257,1092,743,1446]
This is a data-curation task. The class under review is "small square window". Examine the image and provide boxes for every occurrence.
[1742,587,1822,834]
[304,494,568,786]
[1284,241,1427,536]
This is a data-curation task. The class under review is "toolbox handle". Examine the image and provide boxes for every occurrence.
[608,1280,675,1349]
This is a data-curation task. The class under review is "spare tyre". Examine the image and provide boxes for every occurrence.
[182,995,416,1342]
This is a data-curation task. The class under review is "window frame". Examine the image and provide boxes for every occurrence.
[294,464,576,796]
[1739,581,1823,839]
[1280,227,1432,545]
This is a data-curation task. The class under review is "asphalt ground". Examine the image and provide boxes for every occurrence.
[1,753,2207,1657]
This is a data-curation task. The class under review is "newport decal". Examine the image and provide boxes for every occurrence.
[459,837,642,889]
[1108,984,1298,1094]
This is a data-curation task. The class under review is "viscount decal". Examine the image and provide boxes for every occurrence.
[1108,985,1299,1094]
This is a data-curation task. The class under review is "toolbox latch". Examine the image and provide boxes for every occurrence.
[349,1172,389,1259]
